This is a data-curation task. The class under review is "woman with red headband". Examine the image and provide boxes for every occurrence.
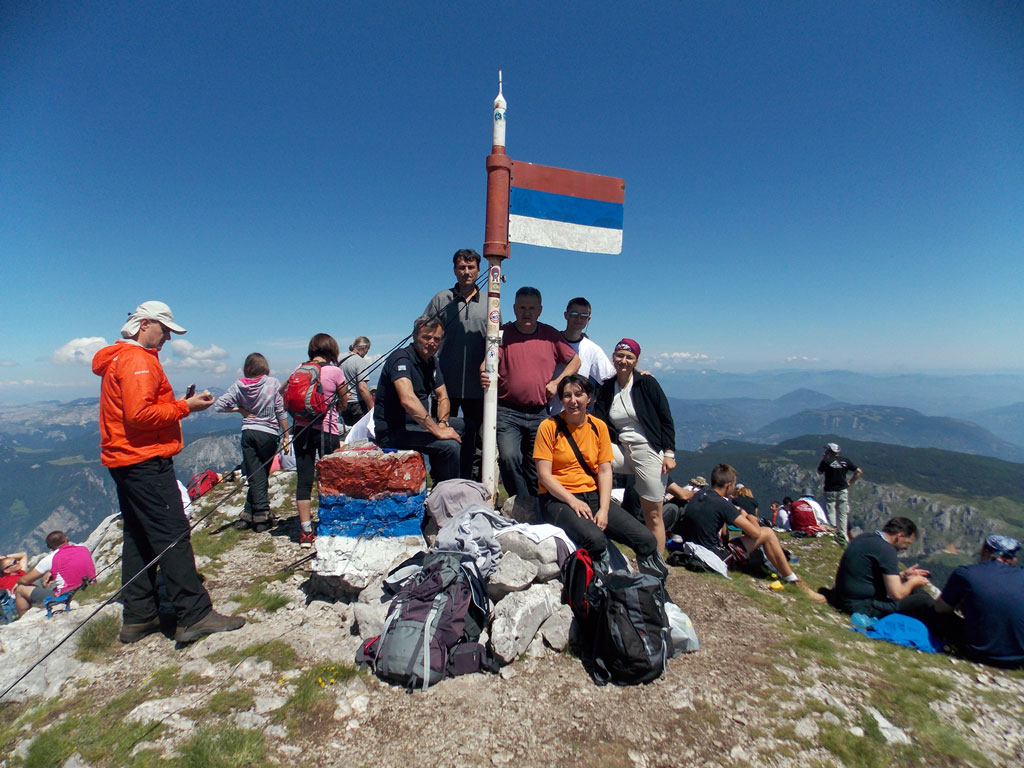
[594,338,676,554]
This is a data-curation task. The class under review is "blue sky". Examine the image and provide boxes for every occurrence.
[1,1,1021,404]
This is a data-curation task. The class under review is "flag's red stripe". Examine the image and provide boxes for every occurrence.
[510,161,624,204]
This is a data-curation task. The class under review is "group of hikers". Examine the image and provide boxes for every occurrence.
[6,248,1021,675]
[1,531,96,620]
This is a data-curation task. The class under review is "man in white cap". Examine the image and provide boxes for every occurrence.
[817,442,862,546]
[92,301,245,644]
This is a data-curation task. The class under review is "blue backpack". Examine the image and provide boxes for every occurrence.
[1,592,18,625]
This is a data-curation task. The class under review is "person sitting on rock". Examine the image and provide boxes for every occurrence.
[831,516,935,621]
[534,374,664,578]
[1,552,33,617]
[14,531,97,614]
[781,497,829,536]
[935,534,1024,668]
[678,464,824,601]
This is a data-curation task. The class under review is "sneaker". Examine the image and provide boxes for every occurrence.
[119,617,162,644]
[299,530,316,549]
[174,611,246,643]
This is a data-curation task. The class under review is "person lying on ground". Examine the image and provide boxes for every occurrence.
[831,516,935,623]
[678,464,825,601]
[935,534,1024,669]
[534,374,665,579]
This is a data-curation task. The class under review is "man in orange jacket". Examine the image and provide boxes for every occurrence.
[93,301,245,644]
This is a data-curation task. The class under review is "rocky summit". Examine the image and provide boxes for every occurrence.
[1,472,1022,768]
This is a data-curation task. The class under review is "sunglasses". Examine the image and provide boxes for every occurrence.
[566,311,590,319]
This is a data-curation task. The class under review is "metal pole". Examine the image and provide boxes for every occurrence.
[481,72,510,498]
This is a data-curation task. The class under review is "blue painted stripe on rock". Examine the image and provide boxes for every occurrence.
[318,492,425,538]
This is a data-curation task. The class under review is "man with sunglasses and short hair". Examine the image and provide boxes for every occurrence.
[548,297,615,415]
[93,301,244,645]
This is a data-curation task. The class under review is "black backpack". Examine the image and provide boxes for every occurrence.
[561,549,672,686]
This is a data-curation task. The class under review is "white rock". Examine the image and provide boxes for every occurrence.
[63,752,93,768]
[794,716,819,740]
[311,536,423,593]
[526,634,547,658]
[539,604,573,651]
[865,707,911,745]
[235,658,273,681]
[488,551,539,601]
[265,725,288,739]
[234,710,268,729]
[822,712,842,726]
[353,601,389,640]
[181,658,217,679]
[253,695,288,714]
[490,582,559,663]
[495,530,561,581]
[499,495,539,524]
[279,744,302,757]
[849,726,865,737]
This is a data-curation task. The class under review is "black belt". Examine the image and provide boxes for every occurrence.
[498,400,548,415]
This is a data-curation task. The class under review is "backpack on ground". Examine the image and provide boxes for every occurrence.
[1,592,18,625]
[282,361,328,420]
[357,550,492,690]
[186,470,219,501]
[561,548,672,686]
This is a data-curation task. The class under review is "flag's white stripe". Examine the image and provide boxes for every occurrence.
[508,214,622,255]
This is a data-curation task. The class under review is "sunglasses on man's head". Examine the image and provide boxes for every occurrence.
[567,311,590,319]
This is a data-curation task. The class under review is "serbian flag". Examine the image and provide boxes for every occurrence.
[508,161,624,255]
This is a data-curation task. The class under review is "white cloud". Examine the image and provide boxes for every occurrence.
[52,337,108,365]
[650,351,710,371]
[0,359,17,367]
[167,339,230,373]
[785,355,820,362]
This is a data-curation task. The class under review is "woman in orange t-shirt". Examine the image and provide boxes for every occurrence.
[533,374,658,575]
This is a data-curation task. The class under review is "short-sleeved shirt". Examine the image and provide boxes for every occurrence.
[835,532,900,603]
[424,285,490,400]
[291,363,346,435]
[34,544,96,596]
[0,569,25,593]
[549,335,615,415]
[678,488,741,551]
[533,415,612,495]
[340,354,367,405]
[818,456,859,491]
[940,560,1024,665]
[374,345,444,437]
[497,322,576,408]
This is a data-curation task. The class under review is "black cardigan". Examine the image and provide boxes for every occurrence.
[593,373,676,454]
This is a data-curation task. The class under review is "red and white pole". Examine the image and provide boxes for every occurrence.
[481,72,510,497]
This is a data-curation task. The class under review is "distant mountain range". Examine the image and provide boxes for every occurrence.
[667,389,1024,463]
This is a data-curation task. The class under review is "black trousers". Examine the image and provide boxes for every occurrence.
[240,429,279,522]
[293,426,341,502]
[109,457,212,626]
[539,490,657,559]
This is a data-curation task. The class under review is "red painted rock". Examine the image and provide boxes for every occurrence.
[317,448,427,499]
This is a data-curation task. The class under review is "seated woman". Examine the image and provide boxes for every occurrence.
[594,338,676,553]
[534,374,662,577]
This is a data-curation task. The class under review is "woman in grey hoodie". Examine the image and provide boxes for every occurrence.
[215,353,290,531]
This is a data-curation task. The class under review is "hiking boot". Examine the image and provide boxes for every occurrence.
[792,578,827,603]
[252,520,272,533]
[118,617,162,644]
[174,611,246,643]
[299,530,316,550]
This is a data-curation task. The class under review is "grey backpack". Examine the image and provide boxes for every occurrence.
[359,551,490,690]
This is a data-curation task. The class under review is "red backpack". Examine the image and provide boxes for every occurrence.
[789,500,826,534]
[283,362,328,420]
[187,470,220,501]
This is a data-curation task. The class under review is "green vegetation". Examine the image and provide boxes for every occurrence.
[231,579,290,613]
[73,614,121,662]
[190,524,241,560]
[206,639,298,671]
[204,688,255,715]
[177,724,266,768]
[276,660,360,732]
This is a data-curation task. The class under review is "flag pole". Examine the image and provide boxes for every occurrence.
[481,72,510,499]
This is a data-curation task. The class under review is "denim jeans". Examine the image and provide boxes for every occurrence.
[495,405,546,500]
[824,489,850,543]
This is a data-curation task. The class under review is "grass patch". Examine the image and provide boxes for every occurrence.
[73,614,121,661]
[85,569,123,602]
[147,664,180,696]
[178,724,266,768]
[276,660,360,732]
[232,579,290,613]
[255,540,274,554]
[190,523,241,560]
[207,639,298,671]
[205,688,255,715]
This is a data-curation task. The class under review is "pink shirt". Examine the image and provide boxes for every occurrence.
[38,544,97,596]
[291,363,346,435]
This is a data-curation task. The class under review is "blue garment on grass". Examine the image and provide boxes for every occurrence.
[850,612,943,653]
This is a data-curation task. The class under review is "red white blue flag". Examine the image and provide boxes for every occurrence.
[508,161,624,255]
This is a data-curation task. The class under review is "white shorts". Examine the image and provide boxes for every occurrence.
[612,435,667,502]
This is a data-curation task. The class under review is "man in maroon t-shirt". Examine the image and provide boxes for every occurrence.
[481,286,580,504]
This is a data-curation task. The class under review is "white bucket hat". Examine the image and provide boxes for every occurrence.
[121,300,187,338]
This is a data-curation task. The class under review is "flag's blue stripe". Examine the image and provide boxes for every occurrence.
[509,187,623,230]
